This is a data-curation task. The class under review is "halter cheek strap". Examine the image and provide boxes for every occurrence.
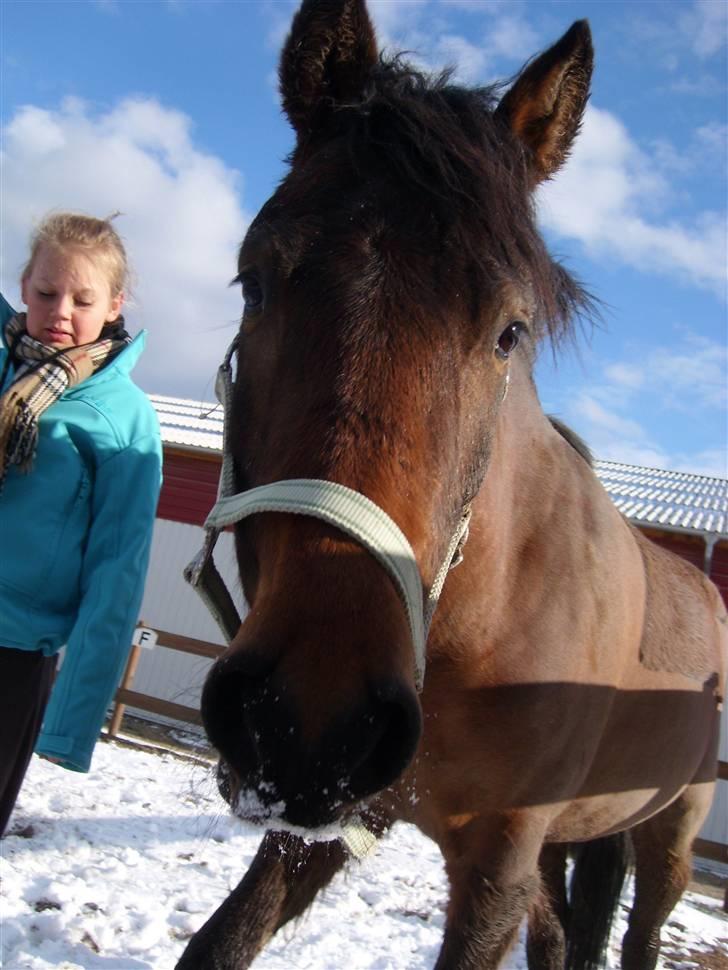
[184,335,471,692]
[206,479,430,686]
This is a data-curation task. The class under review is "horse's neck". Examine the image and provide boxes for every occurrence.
[483,365,561,516]
[468,364,594,606]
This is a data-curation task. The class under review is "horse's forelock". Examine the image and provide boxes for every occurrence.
[283,52,595,352]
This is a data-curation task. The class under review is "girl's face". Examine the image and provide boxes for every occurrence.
[21,244,124,348]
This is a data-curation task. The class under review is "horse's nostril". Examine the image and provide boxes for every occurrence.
[374,699,419,780]
[346,684,422,800]
[201,663,266,777]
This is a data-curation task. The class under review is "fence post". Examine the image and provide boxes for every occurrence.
[108,641,143,738]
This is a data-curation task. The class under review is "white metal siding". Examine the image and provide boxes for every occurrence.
[139,518,245,642]
[128,518,246,718]
[699,707,728,847]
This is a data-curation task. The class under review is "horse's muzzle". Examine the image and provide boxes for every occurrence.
[201,652,422,829]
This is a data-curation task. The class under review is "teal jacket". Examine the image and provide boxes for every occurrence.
[0,294,162,772]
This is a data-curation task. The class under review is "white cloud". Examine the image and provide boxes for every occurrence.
[670,74,724,96]
[683,0,728,59]
[439,0,539,59]
[629,0,727,71]
[537,105,728,294]
[575,393,647,441]
[603,362,645,389]
[648,332,727,410]
[696,121,728,157]
[486,12,539,63]
[368,0,431,52]
[435,34,487,82]
[561,391,727,478]
[368,0,540,80]
[265,0,299,49]
[648,122,727,179]
[8,105,68,155]
[1,98,249,399]
[670,448,727,478]
[554,332,727,476]
[598,439,673,470]
[597,332,727,413]
[440,0,502,11]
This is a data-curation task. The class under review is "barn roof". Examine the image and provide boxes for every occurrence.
[593,461,726,537]
[150,395,728,539]
[151,394,224,453]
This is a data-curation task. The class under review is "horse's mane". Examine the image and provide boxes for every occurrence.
[548,416,594,466]
[295,54,595,349]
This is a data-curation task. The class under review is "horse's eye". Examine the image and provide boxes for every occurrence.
[240,273,264,312]
[495,322,524,360]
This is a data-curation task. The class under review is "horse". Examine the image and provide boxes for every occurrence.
[177,1,727,967]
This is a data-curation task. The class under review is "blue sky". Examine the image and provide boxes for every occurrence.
[1,0,726,476]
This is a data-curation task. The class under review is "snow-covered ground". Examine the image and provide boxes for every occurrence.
[1,738,726,970]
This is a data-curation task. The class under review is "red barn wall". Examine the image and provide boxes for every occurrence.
[157,450,728,606]
[156,449,220,527]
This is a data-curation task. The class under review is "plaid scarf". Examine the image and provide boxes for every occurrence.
[0,313,132,490]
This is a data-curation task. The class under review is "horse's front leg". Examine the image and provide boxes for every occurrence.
[526,843,569,970]
[434,814,547,970]
[175,830,348,970]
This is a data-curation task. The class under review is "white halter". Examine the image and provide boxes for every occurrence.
[185,334,471,691]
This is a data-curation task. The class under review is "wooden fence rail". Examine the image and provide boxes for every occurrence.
[108,625,223,737]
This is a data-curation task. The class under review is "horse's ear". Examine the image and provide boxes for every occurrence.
[280,0,379,138]
[495,20,593,184]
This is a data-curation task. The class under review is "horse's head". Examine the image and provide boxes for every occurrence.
[202,0,592,830]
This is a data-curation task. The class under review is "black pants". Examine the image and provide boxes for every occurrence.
[0,647,56,836]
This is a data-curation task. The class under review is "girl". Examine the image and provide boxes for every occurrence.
[0,212,162,835]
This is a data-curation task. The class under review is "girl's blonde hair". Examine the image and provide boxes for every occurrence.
[22,212,129,297]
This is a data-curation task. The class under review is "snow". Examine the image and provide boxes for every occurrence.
[1,739,726,970]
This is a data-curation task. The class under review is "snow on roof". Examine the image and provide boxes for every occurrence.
[150,396,728,538]
[594,460,727,537]
[150,393,223,453]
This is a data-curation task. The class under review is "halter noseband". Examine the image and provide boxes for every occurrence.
[185,334,471,692]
